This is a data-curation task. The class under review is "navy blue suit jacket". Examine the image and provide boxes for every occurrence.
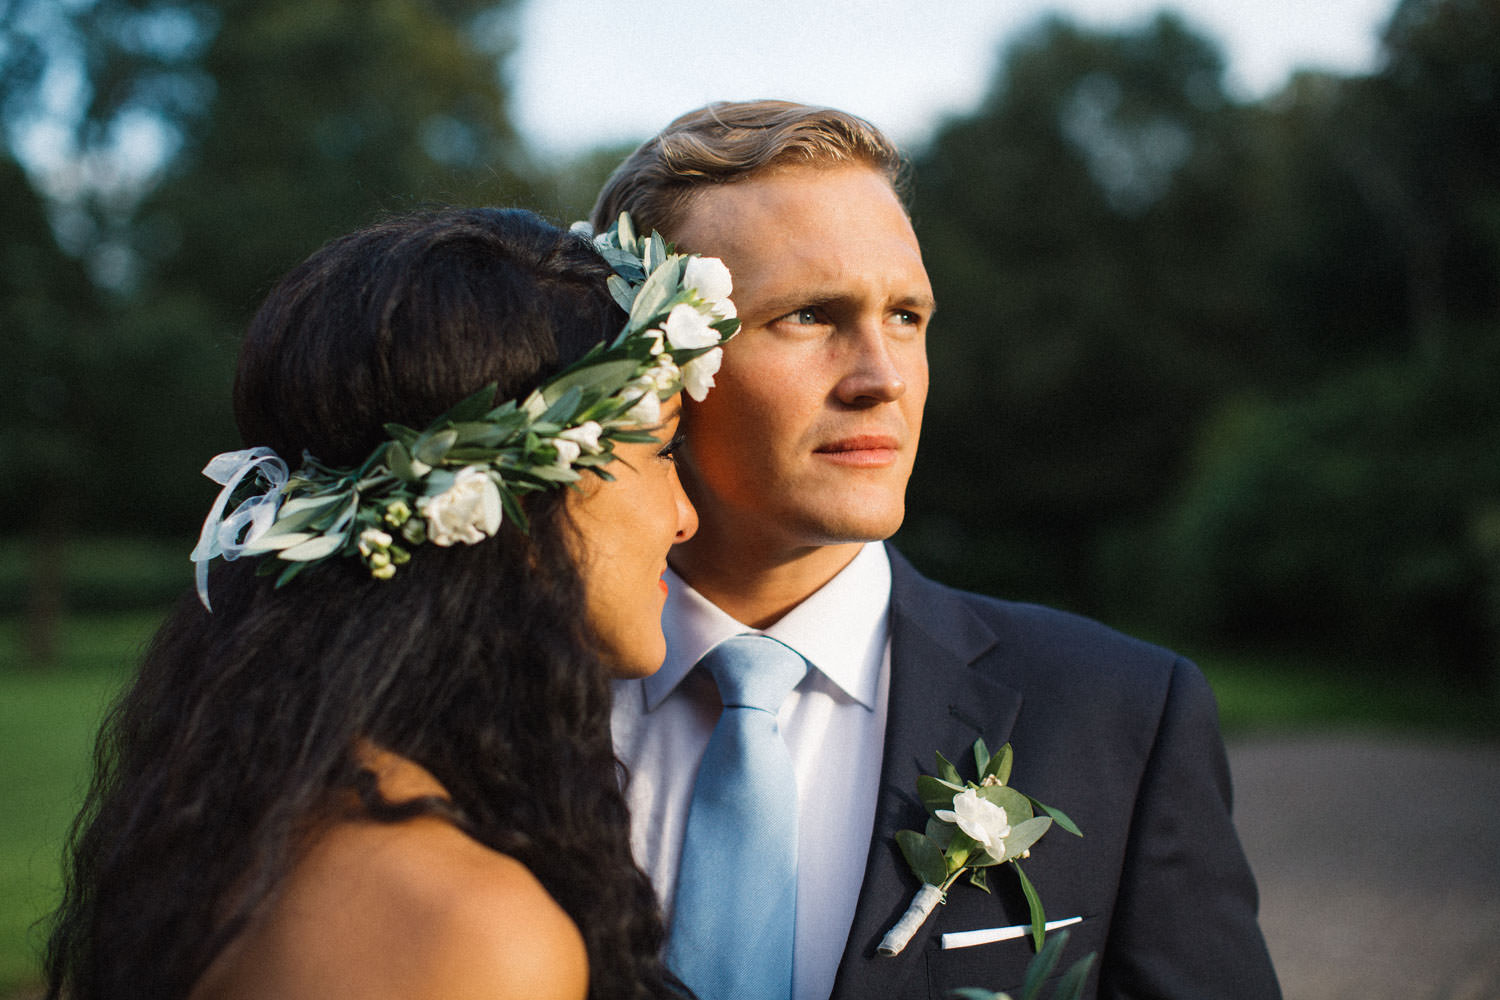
[827,547,1280,999]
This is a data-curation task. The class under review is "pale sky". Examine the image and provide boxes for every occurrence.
[511,0,1397,156]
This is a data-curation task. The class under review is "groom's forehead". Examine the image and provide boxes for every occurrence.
[674,163,917,252]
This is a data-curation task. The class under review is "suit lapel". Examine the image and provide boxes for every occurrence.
[829,548,1023,999]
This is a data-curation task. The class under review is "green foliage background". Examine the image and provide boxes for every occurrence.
[2,0,1495,655]
[2,0,1495,680]
[1,0,1498,989]
[897,0,1500,695]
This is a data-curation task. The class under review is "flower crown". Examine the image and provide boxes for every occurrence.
[191,213,738,610]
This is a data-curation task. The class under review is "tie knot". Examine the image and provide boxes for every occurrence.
[701,634,806,713]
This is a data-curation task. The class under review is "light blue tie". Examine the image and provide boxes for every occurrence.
[667,635,807,1000]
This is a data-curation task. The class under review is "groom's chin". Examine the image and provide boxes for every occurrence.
[785,497,908,548]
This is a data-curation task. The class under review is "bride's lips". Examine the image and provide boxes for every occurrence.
[813,434,901,467]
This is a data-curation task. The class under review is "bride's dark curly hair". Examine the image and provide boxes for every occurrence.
[44,208,686,1000]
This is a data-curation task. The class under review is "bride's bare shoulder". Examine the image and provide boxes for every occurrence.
[192,755,587,1000]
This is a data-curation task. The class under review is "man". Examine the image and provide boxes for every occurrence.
[597,101,1279,1000]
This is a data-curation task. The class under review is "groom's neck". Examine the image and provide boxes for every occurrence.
[669,533,864,630]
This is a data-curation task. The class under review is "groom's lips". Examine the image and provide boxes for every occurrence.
[814,434,901,468]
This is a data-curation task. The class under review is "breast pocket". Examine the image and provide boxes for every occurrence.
[923,917,1099,998]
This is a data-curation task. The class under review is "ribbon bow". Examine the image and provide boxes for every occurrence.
[191,447,289,610]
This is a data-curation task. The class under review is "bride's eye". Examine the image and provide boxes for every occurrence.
[657,431,686,461]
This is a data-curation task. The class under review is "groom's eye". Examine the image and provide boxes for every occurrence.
[785,307,821,325]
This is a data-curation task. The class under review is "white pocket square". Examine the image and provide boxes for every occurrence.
[941,915,1083,950]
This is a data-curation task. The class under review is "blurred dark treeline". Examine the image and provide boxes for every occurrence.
[2,0,1497,694]
[901,0,1500,695]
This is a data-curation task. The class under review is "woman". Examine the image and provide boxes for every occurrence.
[43,207,735,999]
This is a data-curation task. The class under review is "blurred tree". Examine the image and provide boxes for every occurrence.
[1117,0,1500,691]
[1363,0,1500,352]
[529,140,644,230]
[1124,348,1500,685]
[0,151,100,663]
[1,0,534,644]
[133,0,532,320]
[2,0,221,284]
[900,0,1499,693]
[1243,0,1500,370]
[902,13,1268,609]
[121,0,537,533]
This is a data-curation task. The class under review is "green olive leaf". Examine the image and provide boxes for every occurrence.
[924,815,955,850]
[278,533,345,562]
[1001,816,1054,862]
[1013,860,1047,952]
[1030,797,1083,837]
[895,830,948,887]
[918,774,964,814]
[977,784,1033,822]
[985,742,1014,785]
[973,737,991,776]
[413,428,459,466]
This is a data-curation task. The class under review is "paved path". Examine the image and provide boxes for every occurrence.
[1228,735,1500,1000]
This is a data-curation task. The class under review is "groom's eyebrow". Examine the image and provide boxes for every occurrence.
[895,292,937,316]
[755,289,937,316]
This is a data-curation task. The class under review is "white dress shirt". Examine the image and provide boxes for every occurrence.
[611,542,892,1000]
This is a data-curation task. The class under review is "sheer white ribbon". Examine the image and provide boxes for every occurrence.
[190,447,289,610]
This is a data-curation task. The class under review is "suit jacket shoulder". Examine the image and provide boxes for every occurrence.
[828,546,1279,1000]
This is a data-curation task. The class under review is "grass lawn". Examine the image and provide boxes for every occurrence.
[1197,650,1495,737]
[0,611,1491,997]
[0,612,160,997]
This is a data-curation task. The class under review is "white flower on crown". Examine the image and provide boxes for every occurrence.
[557,421,604,455]
[649,357,680,389]
[935,788,1013,862]
[681,347,722,402]
[191,212,744,609]
[684,256,735,319]
[418,467,502,546]
[357,528,393,557]
[662,302,720,350]
[552,437,581,469]
[615,377,662,427]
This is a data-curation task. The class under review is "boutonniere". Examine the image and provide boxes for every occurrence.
[878,739,1081,957]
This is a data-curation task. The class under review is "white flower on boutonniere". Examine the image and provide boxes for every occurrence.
[878,739,1082,958]
[418,467,502,546]
[936,788,1012,860]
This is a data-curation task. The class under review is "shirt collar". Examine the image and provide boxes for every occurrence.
[643,542,891,711]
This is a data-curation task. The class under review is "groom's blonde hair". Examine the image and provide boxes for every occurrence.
[589,99,908,240]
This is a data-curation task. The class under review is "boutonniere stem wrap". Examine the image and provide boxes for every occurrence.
[878,739,1081,957]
